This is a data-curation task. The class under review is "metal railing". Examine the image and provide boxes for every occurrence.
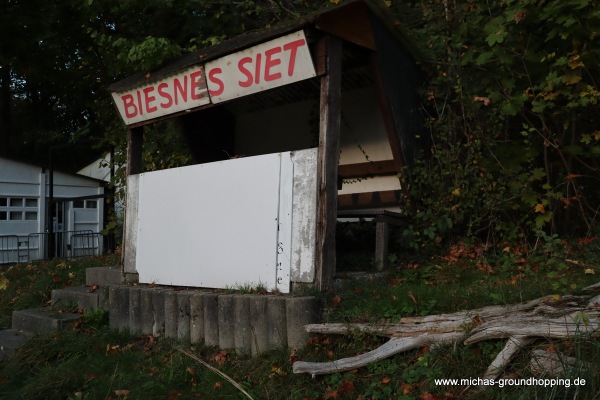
[1,230,102,264]
[0,235,29,264]
[69,232,103,258]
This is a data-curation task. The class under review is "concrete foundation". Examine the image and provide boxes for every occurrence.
[86,266,122,285]
[108,285,130,332]
[12,308,80,335]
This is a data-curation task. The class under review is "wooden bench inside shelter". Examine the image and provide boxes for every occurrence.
[337,209,407,271]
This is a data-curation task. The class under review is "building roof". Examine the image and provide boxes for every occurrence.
[0,156,107,186]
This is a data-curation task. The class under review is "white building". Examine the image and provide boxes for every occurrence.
[0,156,106,264]
[77,152,124,219]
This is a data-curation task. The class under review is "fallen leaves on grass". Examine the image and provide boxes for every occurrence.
[400,383,416,395]
[105,343,134,355]
[270,365,287,377]
[212,350,229,366]
[323,379,355,399]
[419,392,443,400]
[178,347,255,400]
[408,291,417,304]
[332,295,342,308]
[86,284,99,293]
[113,389,130,398]
[289,348,298,364]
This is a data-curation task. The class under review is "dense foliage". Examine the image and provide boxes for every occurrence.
[394,0,600,248]
[0,0,327,170]
[1,0,598,246]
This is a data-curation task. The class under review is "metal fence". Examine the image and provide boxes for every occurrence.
[0,230,103,264]
[0,235,28,264]
[69,232,103,258]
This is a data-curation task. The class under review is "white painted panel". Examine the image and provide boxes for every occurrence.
[135,153,292,292]
[276,154,294,290]
[290,149,317,283]
[124,175,139,274]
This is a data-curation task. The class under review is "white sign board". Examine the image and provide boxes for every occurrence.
[111,66,210,126]
[134,152,294,292]
[111,31,315,125]
[205,31,316,103]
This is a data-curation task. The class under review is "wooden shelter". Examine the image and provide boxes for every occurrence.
[110,0,425,292]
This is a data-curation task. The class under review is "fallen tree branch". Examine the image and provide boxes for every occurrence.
[293,332,465,376]
[293,291,600,378]
[483,336,534,379]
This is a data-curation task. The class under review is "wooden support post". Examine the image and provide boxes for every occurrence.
[315,35,342,291]
[127,126,144,176]
[374,217,389,270]
[122,126,143,274]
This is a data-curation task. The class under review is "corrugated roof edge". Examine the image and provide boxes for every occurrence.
[108,0,427,94]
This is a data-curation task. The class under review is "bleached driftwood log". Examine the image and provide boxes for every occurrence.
[293,289,600,378]
[529,349,588,377]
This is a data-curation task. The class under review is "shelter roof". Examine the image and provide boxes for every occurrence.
[109,0,424,94]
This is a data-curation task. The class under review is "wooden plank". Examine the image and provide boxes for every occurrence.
[338,190,402,210]
[338,209,406,224]
[315,35,343,291]
[123,126,143,271]
[126,126,144,176]
[316,1,376,50]
[338,160,397,179]
[375,218,389,270]
[313,37,328,77]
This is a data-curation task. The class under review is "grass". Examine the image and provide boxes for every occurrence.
[0,255,120,329]
[1,238,600,399]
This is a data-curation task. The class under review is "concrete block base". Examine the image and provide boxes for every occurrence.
[103,285,321,354]
[51,286,108,310]
[86,266,123,285]
[12,308,80,335]
[0,329,32,360]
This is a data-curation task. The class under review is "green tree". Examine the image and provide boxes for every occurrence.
[0,0,327,170]
[394,0,600,247]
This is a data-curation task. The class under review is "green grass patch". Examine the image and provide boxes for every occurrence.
[0,255,119,329]
[1,241,599,399]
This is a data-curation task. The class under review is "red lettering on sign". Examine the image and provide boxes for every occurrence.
[234,38,308,90]
[190,70,204,100]
[208,68,224,96]
[136,91,144,116]
[264,47,282,82]
[173,76,188,105]
[158,82,173,108]
[143,86,157,113]
[254,53,262,85]
[122,94,137,118]
[283,39,305,77]
[238,57,253,88]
